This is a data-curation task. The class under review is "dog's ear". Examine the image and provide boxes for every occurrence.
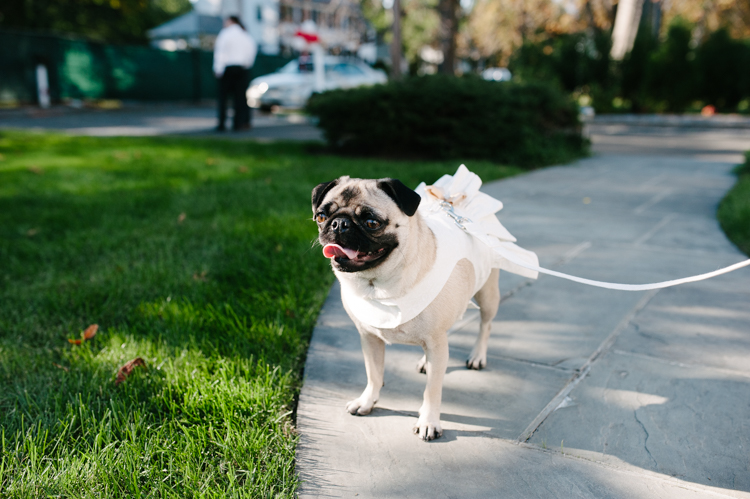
[312,179,339,212]
[377,178,421,217]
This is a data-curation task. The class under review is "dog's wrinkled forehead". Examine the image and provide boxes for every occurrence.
[312,176,421,217]
[325,179,394,213]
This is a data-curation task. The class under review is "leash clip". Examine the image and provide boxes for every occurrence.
[438,200,471,231]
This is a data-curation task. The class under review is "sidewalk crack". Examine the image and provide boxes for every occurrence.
[516,289,659,443]
[633,409,658,468]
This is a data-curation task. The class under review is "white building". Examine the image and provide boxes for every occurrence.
[149,0,369,56]
[220,0,281,55]
[277,0,369,54]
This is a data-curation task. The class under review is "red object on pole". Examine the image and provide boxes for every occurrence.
[295,30,319,43]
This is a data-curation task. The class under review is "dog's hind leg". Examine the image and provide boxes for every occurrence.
[467,268,500,370]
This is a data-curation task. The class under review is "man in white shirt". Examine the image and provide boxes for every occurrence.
[213,16,258,131]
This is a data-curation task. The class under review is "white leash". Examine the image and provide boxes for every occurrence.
[435,195,750,291]
[499,250,750,291]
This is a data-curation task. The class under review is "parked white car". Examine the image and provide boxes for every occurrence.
[247,57,387,110]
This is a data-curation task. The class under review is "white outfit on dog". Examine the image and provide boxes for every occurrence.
[340,165,539,329]
[339,165,750,329]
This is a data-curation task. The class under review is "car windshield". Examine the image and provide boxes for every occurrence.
[280,59,368,75]
[278,60,300,74]
[327,63,365,75]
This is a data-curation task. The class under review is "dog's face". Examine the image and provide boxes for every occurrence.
[312,176,421,273]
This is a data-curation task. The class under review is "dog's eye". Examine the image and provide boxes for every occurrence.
[315,213,327,224]
[365,219,381,230]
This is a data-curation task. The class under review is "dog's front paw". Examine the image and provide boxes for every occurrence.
[345,396,376,416]
[466,350,487,370]
[413,414,443,441]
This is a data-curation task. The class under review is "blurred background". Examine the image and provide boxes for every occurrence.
[1,0,748,114]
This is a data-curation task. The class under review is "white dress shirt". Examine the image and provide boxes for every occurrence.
[213,24,258,77]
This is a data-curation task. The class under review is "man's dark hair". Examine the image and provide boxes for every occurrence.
[228,15,245,30]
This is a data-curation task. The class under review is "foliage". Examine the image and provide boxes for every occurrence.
[465,0,750,68]
[464,0,590,65]
[307,75,587,167]
[360,0,440,69]
[511,18,750,114]
[695,29,750,111]
[509,31,612,93]
[718,152,750,256]
[618,26,658,112]
[0,131,522,496]
[0,0,191,43]
[642,21,695,112]
[660,0,750,41]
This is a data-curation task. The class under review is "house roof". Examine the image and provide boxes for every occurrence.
[148,11,223,39]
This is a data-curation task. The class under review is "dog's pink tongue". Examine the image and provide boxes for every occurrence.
[323,244,359,260]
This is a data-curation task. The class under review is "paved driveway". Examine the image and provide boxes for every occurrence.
[0,104,323,141]
[296,124,750,497]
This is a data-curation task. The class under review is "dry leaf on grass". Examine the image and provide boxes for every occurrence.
[177,212,186,223]
[68,324,99,345]
[27,228,39,237]
[53,363,69,372]
[115,357,147,385]
[83,324,98,339]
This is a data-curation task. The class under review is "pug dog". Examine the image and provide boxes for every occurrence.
[312,176,501,441]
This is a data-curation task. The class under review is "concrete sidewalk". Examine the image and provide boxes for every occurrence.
[295,128,750,497]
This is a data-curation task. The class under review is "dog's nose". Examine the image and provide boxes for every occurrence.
[331,218,351,234]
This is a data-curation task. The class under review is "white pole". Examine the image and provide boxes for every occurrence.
[36,64,51,108]
[313,43,325,92]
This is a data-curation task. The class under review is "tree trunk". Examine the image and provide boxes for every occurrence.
[390,0,402,80]
[438,0,458,75]
[610,0,645,60]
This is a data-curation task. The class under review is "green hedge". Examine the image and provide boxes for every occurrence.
[306,75,587,167]
[510,24,750,114]
[718,152,750,256]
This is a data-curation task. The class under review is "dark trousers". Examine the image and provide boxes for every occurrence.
[217,66,251,130]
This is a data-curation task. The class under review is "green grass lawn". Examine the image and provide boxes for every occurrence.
[718,152,750,257]
[0,131,523,498]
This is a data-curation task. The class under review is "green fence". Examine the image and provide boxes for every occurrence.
[0,30,290,104]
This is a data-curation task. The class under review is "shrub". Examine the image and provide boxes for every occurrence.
[511,21,750,114]
[509,32,612,94]
[718,151,750,256]
[620,28,658,112]
[645,22,696,112]
[306,75,587,167]
[695,29,750,111]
